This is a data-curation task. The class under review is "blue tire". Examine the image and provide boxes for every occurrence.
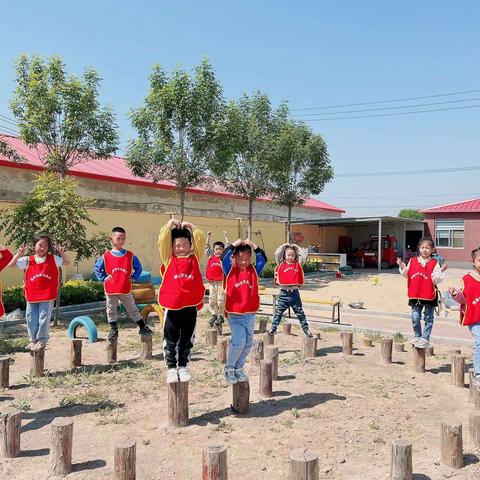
[135,271,151,284]
[67,316,98,343]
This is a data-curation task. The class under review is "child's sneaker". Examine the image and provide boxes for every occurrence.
[208,315,217,327]
[25,341,37,351]
[108,328,119,339]
[224,367,238,384]
[415,338,429,348]
[267,326,277,336]
[139,325,153,336]
[33,341,46,351]
[214,315,224,327]
[302,328,314,338]
[409,336,420,346]
[178,367,191,382]
[235,368,248,382]
[166,368,179,384]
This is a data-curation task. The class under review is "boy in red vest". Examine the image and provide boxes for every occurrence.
[0,244,13,318]
[267,243,313,338]
[205,230,229,328]
[449,247,480,383]
[222,238,267,384]
[95,227,152,339]
[158,218,206,384]
[397,237,447,349]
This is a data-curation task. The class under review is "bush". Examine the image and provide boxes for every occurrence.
[261,261,324,278]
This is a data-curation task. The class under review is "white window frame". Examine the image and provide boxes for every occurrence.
[435,218,464,249]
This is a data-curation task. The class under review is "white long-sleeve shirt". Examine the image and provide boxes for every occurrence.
[398,256,445,285]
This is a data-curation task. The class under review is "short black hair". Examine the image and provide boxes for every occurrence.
[233,244,252,255]
[172,228,192,245]
[213,241,225,249]
[32,233,51,248]
[283,246,298,260]
[471,247,480,261]
[111,227,126,234]
[418,237,434,249]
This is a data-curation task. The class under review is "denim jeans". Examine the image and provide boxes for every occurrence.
[469,323,480,375]
[26,301,54,343]
[225,313,256,370]
[411,304,434,339]
[271,289,308,330]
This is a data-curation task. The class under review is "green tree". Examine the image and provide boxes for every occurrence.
[398,209,424,220]
[0,140,24,163]
[10,54,119,177]
[270,120,333,240]
[126,58,223,220]
[213,92,288,238]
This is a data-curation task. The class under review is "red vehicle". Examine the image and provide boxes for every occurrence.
[353,235,398,269]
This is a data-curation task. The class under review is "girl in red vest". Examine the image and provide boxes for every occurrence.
[449,247,480,384]
[0,245,13,319]
[222,239,267,384]
[397,237,447,349]
[158,218,206,384]
[8,234,70,351]
[267,243,313,338]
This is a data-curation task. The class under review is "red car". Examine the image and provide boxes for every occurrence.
[354,235,398,269]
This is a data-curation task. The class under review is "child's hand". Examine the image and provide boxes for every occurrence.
[244,239,258,250]
[181,221,194,230]
[441,263,448,272]
[17,245,26,256]
[167,218,181,229]
[396,257,406,269]
[232,239,243,247]
[448,286,457,296]
[105,274,113,282]
[53,243,66,255]
[222,231,227,236]
[207,231,212,237]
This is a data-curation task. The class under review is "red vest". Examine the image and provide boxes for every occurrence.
[159,254,205,310]
[103,250,133,295]
[206,255,224,282]
[407,256,437,300]
[0,248,13,316]
[24,254,59,303]
[460,273,480,326]
[224,264,259,314]
[274,261,304,286]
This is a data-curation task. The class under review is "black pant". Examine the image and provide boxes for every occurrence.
[163,306,197,368]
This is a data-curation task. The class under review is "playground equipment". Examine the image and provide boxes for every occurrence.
[67,315,98,343]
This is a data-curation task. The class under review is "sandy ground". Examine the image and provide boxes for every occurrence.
[1,310,480,480]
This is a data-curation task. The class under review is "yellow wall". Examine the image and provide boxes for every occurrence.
[291,224,346,252]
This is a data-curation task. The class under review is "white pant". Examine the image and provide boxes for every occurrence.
[208,281,225,316]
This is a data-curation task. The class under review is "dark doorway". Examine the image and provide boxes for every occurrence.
[405,230,423,251]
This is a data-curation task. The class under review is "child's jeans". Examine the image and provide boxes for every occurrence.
[469,323,480,375]
[411,304,434,339]
[26,301,54,343]
[226,313,256,370]
[209,281,225,317]
[271,289,308,330]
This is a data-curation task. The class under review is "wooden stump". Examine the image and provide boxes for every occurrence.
[217,339,228,364]
[232,380,250,414]
[202,445,228,480]
[390,439,412,480]
[0,410,21,458]
[425,345,434,357]
[265,345,279,380]
[379,338,393,364]
[362,337,373,348]
[140,335,153,360]
[282,323,292,335]
[258,319,267,333]
[250,339,264,367]
[469,368,475,401]
[440,422,463,469]
[70,340,82,368]
[302,336,317,359]
[263,333,274,346]
[469,412,480,448]
[472,384,480,410]
[394,343,405,353]
[0,358,9,388]
[114,438,136,480]
[259,360,273,398]
[107,337,118,364]
[30,349,45,378]
[316,332,322,340]
[288,448,319,479]
[412,346,426,373]
[216,323,223,336]
[451,355,465,388]
[205,328,218,347]
[167,380,189,427]
[340,332,353,355]
[50,418,74,476]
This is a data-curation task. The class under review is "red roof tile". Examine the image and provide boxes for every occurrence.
[422,198,480,214]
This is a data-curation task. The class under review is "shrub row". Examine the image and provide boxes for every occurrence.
[261,261,325,278]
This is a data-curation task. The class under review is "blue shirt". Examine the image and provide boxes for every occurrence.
[221,244,267,277]
[94,250,142,282]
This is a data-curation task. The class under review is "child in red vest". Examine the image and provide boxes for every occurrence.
[8,234,70,350]
[158,218,206,384]
[94,227,152,339]
[0,245,13,318]
[449,247,480,383]
[222,239,267,384]
[397,237,447,348]
[205,230,229,328]
[267,243,313,337]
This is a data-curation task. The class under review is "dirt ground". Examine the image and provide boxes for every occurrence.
[1,309,480,480]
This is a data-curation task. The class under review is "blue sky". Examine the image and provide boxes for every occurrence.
[1,1,479,216]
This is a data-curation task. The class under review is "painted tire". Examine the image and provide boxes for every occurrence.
[67,316,98,343]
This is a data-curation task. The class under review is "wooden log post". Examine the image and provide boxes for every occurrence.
[451,355,465,388]
[258,319,267,334]
[202,445,228,480]
[114,438,136,480]
[107,337,118,364]
[167,380,189,427]
[0,358,10,388]
[140,335,153,360]
[205,328,218,347]
[469,412,480,448]
[263,333,274,346]
[30,349,45,378]
[70,340,82,369]
[282,323,292,335]
[362,337,373,348]
[50,418,74,476]
[390,439,412,480]
[288,448,319,479]
[440,422,463,469]
[265,345,279,380]
[217,339,228,364]
[472,384,480,410]
[232,381,250,414]
[302,336,317,359]
[250,339,264,367]
[412,346,426,373]
[340,332,353,355]
[316,332,322,340]
[394,343,405,353]
[469,368,475,401]
[216,323,223,336]
[425,345,434,357]
[0,410,21,458]
[259,360,273,398]
[379,338,393,364]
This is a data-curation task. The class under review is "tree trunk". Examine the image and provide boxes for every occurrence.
[248,197,253,240]
[287,205,292,243]
[53,267,63,326]
[179,188,186,222]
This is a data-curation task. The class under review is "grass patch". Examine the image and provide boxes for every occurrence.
[0,336,29,354]
[212,421,234,433]
[10,399,31,411]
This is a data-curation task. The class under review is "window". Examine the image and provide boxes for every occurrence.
[435,219,464,248]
